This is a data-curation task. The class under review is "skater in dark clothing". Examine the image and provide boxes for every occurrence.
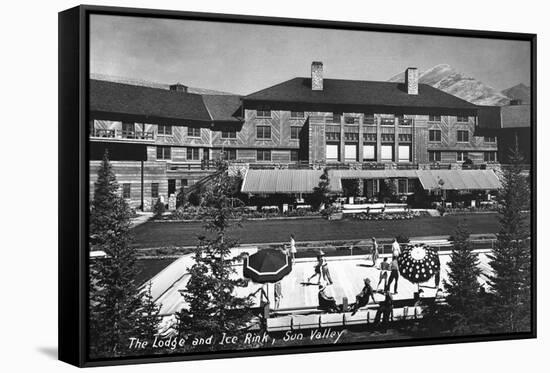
[349,278,376,315]
[377,257,390,290]
[385,257,400,294]
[374,291,394,331]
[318,285,339,313]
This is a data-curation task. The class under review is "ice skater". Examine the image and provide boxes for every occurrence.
[377,257,390,290]
[349,278,376,315]
[289,234,297,264]
[370,237,379,267]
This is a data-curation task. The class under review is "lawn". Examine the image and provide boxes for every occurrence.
[131,213,503,249]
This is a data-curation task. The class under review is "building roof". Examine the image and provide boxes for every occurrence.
[201,94,242,122]
[501,104,531,128]
[90,79,242,123]
[241,169,501,194]
[244,77,479,110]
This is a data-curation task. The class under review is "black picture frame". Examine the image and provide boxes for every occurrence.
[59,4,537,367]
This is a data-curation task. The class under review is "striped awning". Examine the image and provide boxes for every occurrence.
[416,170,501,191]
[241,169,324,194]
[240,168,501,194]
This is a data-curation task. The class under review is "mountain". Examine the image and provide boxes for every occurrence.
[502,83,530,104]
[388,64,511,106]
[89,73,237,95]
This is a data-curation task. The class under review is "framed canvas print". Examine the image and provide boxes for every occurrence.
[58,5,537,367]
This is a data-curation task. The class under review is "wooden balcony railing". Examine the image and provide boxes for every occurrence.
[91,128,155,141]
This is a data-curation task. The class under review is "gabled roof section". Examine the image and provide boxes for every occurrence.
[244,77,479,110]
[201,94,243,122]
[90,79,213,122]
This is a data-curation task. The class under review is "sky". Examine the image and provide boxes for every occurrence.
[90,14,531,95]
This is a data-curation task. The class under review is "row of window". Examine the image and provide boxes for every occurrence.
[156,146,201,160]
[428,130,496,144]
[121,180,189,199]
[156,145,299,162]
[326,144,412,162]
[428,151,497,163]
[254,110,469,124]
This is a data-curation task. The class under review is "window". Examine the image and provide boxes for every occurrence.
[326,144,339,161]
[398,179,408,194]
[158,125,172,136]
[122,122,135,138]
[222,149,237,160]
[156,146,171,160]
[365,179,379,198]
[484,136,496,143]
[363,114,375,125]
[381,145,394,162]
[429,129,442,142]
[363,144,376,161]
[290,111,304,118]
[188,127,201,137]
[331,113,342,124]
[257,149,271,161]
[429,151,441,162]
[429,115,441,122]
[122,183,131,199]
[221,128,237,139]
[181,179,188,187]
[363,133,376,142]
[151,183,159,198]
[457,130,469,142]
[457,115,469,123]
[381,117,395,126]
[326,132,340,141]
[187,147,200,160]
[344,116,357,124]
[290,126,301,139]
[257,108,271,118]
[398,117,412,126]
[398,133,412,142]
[290,149,299,162]
[344,132,359,141]
[398,145,411,163]
[457,151,468,162]
[345,144,357,161]
[484,151,497,162]
[256,125,271,139]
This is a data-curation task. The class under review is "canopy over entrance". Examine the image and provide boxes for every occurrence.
[240,168,501,194]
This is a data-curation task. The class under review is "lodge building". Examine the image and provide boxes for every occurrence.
[89,62,521,210]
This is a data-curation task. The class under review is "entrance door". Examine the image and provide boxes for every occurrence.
[168,179,176,196]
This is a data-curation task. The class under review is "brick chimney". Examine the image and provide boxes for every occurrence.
[169,83,188,93]
[405,67,419,95]
[311,61,323,91]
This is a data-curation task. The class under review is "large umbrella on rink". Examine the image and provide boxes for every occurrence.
[243,249,292,283]
[398,245,440,284]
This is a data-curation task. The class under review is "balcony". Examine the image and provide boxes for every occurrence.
[90,128,155,142]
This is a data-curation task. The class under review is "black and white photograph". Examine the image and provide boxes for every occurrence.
[79,7,535,363]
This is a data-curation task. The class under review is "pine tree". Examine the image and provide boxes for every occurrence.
[309,168,330,210]
[135,282,163,354]
[175,160,253,350]
[443,221,487,334]
[487,145,531,333]
[89,151,145,358]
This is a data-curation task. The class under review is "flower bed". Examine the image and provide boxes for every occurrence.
[345,210,427,221]
[156,205,320,221]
